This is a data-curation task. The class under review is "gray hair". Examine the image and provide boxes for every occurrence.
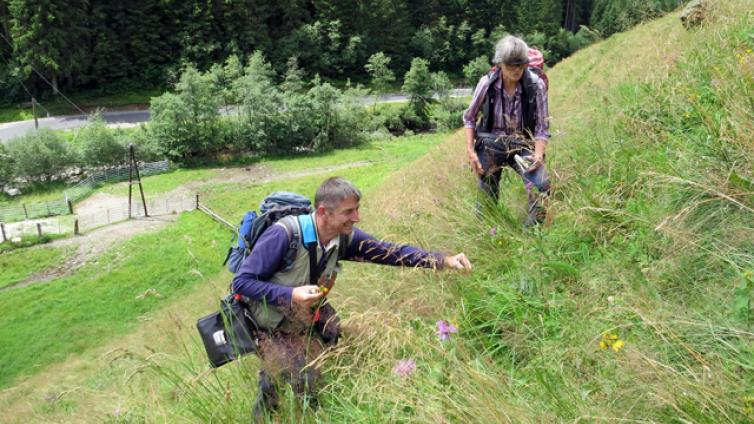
[492,35,529,66]
[315,177,361,210]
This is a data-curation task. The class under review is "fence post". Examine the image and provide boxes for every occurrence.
[23,204,28,219]
[67,200,74,214]
[36,223,42,237]
[1,223,5,242]
[74,219,79,235]
[196,194,200,210]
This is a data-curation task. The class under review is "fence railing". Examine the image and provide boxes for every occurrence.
[0,160,169,224]
[0,199,71,224]
[65,160,170,203]
[0,194,196,242]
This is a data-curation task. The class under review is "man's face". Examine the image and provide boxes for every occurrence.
[321,197,360,235]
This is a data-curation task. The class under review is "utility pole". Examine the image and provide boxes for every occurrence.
[32,98,39,129]
[128,144,149,218]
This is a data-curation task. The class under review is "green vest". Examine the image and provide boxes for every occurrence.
[248,213,351,330]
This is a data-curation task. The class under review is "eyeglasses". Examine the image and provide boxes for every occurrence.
[503,63,528,70]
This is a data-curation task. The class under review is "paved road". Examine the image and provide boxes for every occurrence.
[0,88,471,143]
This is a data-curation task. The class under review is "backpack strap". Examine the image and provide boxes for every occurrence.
[297,214,322,285]
[337,233,350,259]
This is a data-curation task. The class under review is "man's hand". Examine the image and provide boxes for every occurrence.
[468,151,484,176]
[444,253,472,271]
[291,285,324,307]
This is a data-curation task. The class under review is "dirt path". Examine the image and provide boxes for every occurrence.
[0,216,177,292]
[4,160,372,290]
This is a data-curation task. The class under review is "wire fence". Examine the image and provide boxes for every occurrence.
[0,194,198,242]
[75,195,197,233]
[0,160,169,224]
[65,160,170,203]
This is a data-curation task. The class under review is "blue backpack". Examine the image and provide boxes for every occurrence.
[224,192,313,274]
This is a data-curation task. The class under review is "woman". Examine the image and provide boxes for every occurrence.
[463,35,551,226]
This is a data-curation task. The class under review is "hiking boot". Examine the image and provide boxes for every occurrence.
[251,371,278,423]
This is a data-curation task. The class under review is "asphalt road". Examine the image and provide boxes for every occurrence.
[0,88,471,143]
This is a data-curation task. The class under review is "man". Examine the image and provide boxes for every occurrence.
[232,176,471,419]
[463,35,551,226]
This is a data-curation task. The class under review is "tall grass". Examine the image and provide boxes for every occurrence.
[98,3,754,422]
[2,2,753,422]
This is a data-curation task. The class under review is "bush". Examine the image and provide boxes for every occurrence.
[77,115,127,167]
[6,129,74,182]
[430,100,467,131]
[463,55,491,86]
[0,144,13,188]
[120,126,163,163]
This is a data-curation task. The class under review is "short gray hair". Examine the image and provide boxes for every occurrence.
[315,177,361,210]
[492,35,529,66]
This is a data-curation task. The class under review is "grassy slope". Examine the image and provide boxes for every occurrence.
[0,132,446,421]
[2,2,753,421]
[0,245,72,289]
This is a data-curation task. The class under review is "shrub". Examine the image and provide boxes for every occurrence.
[430,100,466,131]
[463,55,491,86]
[6,129,74,182]
[77,115,126,167]
[0,144,13,188]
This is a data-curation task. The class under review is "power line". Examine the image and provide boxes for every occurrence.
[0,32,87,115]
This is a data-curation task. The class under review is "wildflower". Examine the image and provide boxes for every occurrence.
[393,358,416,378]
[600,332,625,352]
[436,319,458,341]
[489,225,498,236]
[114,407,121,417]
[747,49,753,54]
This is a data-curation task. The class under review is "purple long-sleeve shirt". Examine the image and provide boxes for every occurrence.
[462,71,550,141]
[231,225,445,306]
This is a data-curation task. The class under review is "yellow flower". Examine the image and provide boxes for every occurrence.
[599,340,608,349]
[610,334,619,340]
[747,49,753,54]
[612,340,625,352]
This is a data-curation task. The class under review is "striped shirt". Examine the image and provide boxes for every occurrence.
[462,71,550,141]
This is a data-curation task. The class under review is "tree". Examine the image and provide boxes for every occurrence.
[402,57,434,126]
[149,64,222,162]
[280,56,306,93]
[8,0,91,93]
[365,52,396,94]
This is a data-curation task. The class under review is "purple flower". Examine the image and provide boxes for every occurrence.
[489,225,498,236]
[436,320,458,341]
[393,358,416,378]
